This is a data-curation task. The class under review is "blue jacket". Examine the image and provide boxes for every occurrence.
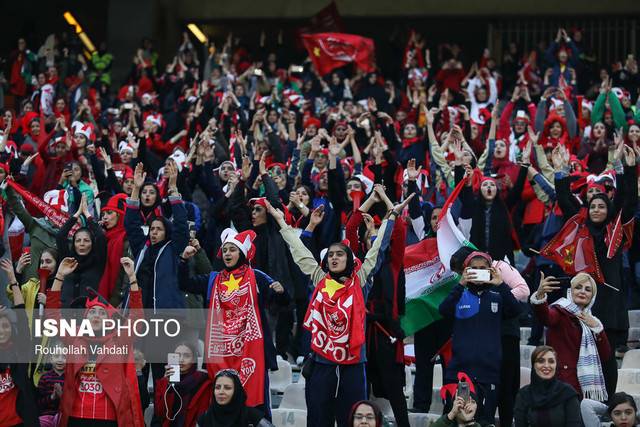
[439,283,521,384]
[124,196,188,311]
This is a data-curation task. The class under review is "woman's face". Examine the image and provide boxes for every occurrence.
[251,204,267,227]
[149,220,166,245]
[175,344,195,373]
[55,99,65,112]
[214,376,235,405]
[470,123,479,140]
[74,134,87,149]
[513,119,527,134]
[480,180,497,201]
[74,230,92,256]
[461,150,473,166]
[120,151,133,164]
[39,252,57,272]
[0,317,12,344]
[122,178,134,195]
[571,278,594,308]
[550,122,563,138]
[222,243,241,268]
[331,73,341,85]
[318,172,328,191]
[267,110,278,124]
[86,306,108,331]
[71,163,82,182]
[494,140,507,159]
[141,186,157,207]
[475,87,488,103]
[314,153,328,170]
[352,403,377,427]
[611,402,636,427]
[269,166,287,189]
[628,125,640,142]
[327,244,348,274]
[334,125,348,141]
[101,210,119,230]
[589,198,608,224]
[296,187,310,206]
[345,180,362,202]
[592,122,605,139]
[430,208,442,232]
[30,119,40,136]
[533,350,557,380]
[403,124,417,139]
[219,163,235,182]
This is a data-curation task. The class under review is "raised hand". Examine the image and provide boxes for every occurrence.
[241,156,253,181]
[133,163,146,188]
[309,205,325,226]
[57,257,79,278]
[406,158,422,181]
[535,271,561,299]
[181,246,198,260]
[391,193,415,216]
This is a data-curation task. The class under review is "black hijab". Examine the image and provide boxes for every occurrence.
[70,226,99,272]
[523,365,577,409]
[321,242,355,281]
[197,371,263,427]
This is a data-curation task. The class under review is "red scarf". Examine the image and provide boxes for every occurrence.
[205,265,265,406]
[401,136,420,148]
[98,222,127,301]
[304,270,366,364]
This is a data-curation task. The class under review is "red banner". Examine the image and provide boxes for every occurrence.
[205,266,265,406]
[302,33,375,75]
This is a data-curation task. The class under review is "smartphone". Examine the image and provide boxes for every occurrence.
[467,268,491,282]
[457,380,470,401]
[22,247,31,255]
[253,68,264,77]
[188,221,196,239]
[554,276,572,286]
[289,65,304,73]
[168,353,180,383]
[123,103,134,110]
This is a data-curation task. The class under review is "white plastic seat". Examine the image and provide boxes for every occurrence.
[271,408,307,427]
[279,383,307,410]
[617,369,640,393]
[409,412,441,427]
[371,397,394,417]
[629,311,640,328]
[622,350,640,369]
[431,387,444,415]
[520,345,536,368]
[628,328,640,349]
[433,364,443,388]
[520,367,531,387]
[520,327,531,344]
[404,365,414,397]
[269,358,293,393]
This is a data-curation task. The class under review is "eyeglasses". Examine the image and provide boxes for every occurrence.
[353,414,376,421]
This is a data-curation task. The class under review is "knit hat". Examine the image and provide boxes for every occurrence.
[218,228,256,260]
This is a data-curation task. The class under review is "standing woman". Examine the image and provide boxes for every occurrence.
[0,275,40,426]
[530,273,610,400]
[98,193,130,306]
[514,345,581,427]
[269,197,410,427]
[47,256,145,427]
[56,194,107,306]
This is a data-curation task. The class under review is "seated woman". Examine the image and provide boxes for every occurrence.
[154,341,212,427]
[514,345,581,427]
[347,401,384,427]
[197,369,272,427]
[581,392,639,427]
[530,272,610,401]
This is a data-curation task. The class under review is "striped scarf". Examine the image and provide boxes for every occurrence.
[552,297,608,401]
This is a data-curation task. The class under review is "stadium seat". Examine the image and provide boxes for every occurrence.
[405,365,414,397]
[629,311,640,328]
[628,328,640,349]
[271,408,307,427]
[616,369,640,393]
[520,327,531,345]
[269,358,293,394]
[409,412,442,427]
[431,387,445,414]
[520,345,535,368]
[622,350,640,369]
[433,364,443,388]
[279,383,307,410]
[520,367,531,387]
[371,397,394,417]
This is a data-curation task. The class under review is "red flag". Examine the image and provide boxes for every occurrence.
[302,33,375,76]
[539,210,604,283]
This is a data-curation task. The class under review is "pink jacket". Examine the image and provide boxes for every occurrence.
[494,260,530,302]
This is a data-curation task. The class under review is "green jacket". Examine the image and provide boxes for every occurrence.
[90,51,113,85]
[5,186,57,281]
[592,91,627,131]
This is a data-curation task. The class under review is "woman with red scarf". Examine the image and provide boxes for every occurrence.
[98,193,129,306]
[270,196,410,427]
[47,256,145,427]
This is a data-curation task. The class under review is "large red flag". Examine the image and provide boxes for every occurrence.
[302,33,375,76]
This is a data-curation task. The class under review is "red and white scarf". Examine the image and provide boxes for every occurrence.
[205,265,265,406]
[304,271,366,364]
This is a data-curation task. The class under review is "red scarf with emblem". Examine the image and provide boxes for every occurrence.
[205,265,265,406]
[303,269,366,364]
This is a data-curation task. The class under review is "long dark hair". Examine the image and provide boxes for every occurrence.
[608,392,638,416]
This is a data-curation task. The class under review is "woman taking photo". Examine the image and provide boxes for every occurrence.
[514,345,581,427]
[197,369,272,427]
[530,273,610,401]
[154,342,212,427]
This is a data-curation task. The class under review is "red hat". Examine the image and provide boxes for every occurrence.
[249,197,267,208]
[101,193,128,216]
[84,296,117,318]
[304,117,321,129]
[19,144,34,154]
[217,228,257,260]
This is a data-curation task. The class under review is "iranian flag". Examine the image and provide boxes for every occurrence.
[401,179,476,335]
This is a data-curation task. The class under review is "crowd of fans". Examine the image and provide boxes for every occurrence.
[0,22,639,427]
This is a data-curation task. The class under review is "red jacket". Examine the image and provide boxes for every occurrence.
[531,297,611,397]
[47,289,145,427]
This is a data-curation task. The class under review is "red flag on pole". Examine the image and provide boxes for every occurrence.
[302,33,375,76]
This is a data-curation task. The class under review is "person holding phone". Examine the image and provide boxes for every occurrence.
[530,272,610,400]
[153,342,212,427]
[433,378,480,427]
[514,345,581,427]
[439,251,522,426]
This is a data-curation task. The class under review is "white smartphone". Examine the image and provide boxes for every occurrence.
[168,353,180,383]
[467,268,491,283]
